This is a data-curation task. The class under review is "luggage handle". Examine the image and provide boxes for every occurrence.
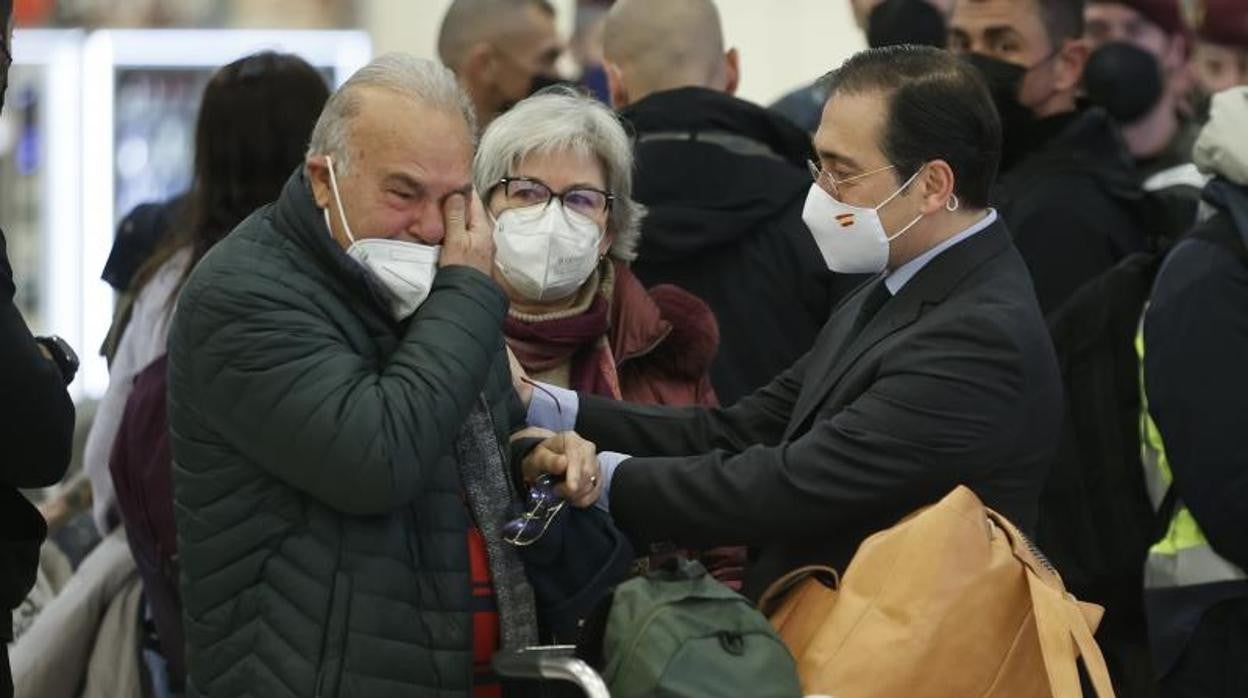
[756,564,840,617]
[492,646,611,698]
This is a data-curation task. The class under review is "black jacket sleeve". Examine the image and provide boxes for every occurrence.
[576,350,809,457]
[0,230,75,488]
[584,316,1029,550]
[1144,234,1248,571]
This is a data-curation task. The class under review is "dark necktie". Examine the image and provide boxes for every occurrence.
[849,278,892,339]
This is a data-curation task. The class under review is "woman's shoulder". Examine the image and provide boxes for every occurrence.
[613,263,719,375]
[643,283,719,379]
[616,279,720,406]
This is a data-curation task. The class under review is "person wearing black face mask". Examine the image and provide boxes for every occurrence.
[951,0,1161,316]
[437,0,564,130]
[0,1,77,692]
[1084,41,1165,122]
[1084,0,1201,181]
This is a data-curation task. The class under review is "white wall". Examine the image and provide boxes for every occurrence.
[360,0,863,107]
[718,0,865,106]
[359,0,449,60]
[360,0,576,63]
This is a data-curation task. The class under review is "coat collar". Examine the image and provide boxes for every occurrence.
[785,219,1012,438]
[608,260,672,363]
[272,168,405,325]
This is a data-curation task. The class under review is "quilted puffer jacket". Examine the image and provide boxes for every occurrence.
[167,170,525,697]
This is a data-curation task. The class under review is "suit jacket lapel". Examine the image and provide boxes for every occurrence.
[785,279,879,436]
[784,221,1013,439]
[785,288,922,440]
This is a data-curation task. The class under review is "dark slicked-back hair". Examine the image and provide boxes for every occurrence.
[822,45,1002,208]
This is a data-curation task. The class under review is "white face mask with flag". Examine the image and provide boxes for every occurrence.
[801,167,925,274]
[324,155,441,320]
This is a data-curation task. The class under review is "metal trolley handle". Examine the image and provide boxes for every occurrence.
[492,646,611,698]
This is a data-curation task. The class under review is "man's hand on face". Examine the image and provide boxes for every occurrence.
[519,429,602,508]
[439,191,495,276]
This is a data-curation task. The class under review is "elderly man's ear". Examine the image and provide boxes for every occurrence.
[306,156,334,210]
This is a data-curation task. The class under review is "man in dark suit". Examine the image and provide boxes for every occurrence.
[517,45,1064,599]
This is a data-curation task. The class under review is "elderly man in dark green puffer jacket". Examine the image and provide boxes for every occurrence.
[167,54,603,698]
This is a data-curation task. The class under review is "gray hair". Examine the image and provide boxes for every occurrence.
[306,53,477,173]
[473,88,645,262]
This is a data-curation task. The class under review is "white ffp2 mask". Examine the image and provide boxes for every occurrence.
[801,169,924,274]
[493,202,603,303]
[324,155,440,320]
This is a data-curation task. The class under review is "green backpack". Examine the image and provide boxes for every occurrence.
[601,559,802,697]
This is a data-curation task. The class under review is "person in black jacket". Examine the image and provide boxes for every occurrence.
[0,2,76,690]
[952,0,1158,315]
[518,46,1062,600]
[1084,0,1199,180]
[601,0,860,404]
[1141,86,1248,698]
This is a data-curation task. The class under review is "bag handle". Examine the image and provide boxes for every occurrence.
[1027,571,1115,697]
[987,510,1115,698]
[757,565,840,617]
[984,509,1063,585]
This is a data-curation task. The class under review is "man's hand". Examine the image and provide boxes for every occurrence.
[439,191,494,275]
[507,346,534,409]
[521,431,601,508]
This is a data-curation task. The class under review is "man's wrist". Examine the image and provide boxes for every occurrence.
[595,452,631,513]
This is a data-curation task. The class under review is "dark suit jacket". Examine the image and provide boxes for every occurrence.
[574,219,1063,599]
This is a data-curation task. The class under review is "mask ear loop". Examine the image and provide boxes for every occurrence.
[324,155,357,245]
[881,167,928,242]
[874,166,925,212]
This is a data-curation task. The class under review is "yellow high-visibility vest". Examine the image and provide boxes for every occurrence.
[1137,324,1247,590]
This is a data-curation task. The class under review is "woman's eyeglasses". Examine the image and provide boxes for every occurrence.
[493,177,614,219]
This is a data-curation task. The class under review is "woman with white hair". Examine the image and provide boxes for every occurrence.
[476,88,719,406]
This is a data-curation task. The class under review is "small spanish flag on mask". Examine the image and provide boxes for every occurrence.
[835,213,855,227]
